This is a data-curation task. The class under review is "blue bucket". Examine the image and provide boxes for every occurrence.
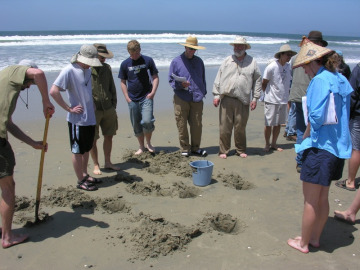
[189,160,214,187]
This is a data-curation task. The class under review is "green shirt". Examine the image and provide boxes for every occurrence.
[0,65,29,139]
[91,63,117,111]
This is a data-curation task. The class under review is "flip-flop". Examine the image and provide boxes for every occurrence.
[335,179,356,191]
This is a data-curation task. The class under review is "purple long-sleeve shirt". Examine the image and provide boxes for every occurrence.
[168,52,206,102]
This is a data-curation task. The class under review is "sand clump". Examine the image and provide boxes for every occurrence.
[217,172,254,190]
[122,149,198,178]
[125,180,200,198]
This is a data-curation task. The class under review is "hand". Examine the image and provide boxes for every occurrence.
[69,105,84,114]
[32,141,48,152]
[146,92,155,100]
[43,101,55,118]
[181,81,190,88]
[213,99,220,107]
[250,101,257,111]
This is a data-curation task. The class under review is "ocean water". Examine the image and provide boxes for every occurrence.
[0,30,359,73]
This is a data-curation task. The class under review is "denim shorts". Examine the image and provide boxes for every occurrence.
[128,98,155,136]
[0,138,15,178]
[350,117,360,150]
[300,147,344,186]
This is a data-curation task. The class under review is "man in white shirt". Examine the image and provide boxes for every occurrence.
[262,44,296,152]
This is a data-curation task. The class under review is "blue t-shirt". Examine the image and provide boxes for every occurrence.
[118,55,158,102]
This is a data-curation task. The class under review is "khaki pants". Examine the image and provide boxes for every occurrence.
[173,94,203,152]
[219,96,249,155]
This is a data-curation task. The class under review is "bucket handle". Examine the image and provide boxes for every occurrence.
[190,165,198,174]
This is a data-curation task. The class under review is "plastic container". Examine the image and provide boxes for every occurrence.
[189,160,214,186]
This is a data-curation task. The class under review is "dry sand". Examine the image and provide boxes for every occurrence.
[1,69,359,270]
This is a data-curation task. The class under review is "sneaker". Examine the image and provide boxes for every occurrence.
[181,152,189,157]
[191,149,207,157]
[286,135,297,142]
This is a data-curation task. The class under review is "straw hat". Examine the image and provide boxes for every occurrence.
[70,45,102,67]
[293,37,333,68]
[230,36,251,50]
[274,44,297,59]
[179,36,205,50]
[93,43,114,59]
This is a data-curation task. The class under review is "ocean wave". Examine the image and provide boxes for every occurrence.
[0,33,290,47]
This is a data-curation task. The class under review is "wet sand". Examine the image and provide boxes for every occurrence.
[1,68,359,270]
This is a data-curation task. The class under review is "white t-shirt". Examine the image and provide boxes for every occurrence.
[263,60,292,104]
[53,63,96,126]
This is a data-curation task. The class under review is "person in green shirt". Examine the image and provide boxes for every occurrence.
[0,60,54,248]
[89,44,120,175]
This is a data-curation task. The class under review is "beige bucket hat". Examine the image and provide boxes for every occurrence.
[274,44,297,59]
[71,44,102,67]
[94,43,114,59]
[293,37,333,68]
[179,36,205,50]
[230,36,251,50]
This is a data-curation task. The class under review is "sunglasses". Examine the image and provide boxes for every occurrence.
[187,47,197,51]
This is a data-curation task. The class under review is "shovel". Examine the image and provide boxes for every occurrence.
[35,113,50,222]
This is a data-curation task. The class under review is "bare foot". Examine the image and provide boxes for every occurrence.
[146,144,155,153]
[294,236,320,248]
[93,165,102,175]
[270,145,283,152]
[104,163,121,171]
[134,148,145,155]
[219,154,227,159]
[287,237,309,253]
[264,145,270,152]
[239,153,247,158]
[334,210,356,225]
[2,233,29,249]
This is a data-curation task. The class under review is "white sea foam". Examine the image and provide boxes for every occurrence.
[0,32,358,71]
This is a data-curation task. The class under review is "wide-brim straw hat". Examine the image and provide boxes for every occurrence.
[293,37,333,69]
[230,36,251,50]
[71,44,102,67]
[94,43,114,59]
[179,36,205,50]
[274,44,297,59]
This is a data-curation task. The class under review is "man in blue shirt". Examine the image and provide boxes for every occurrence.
[119,40,159,155]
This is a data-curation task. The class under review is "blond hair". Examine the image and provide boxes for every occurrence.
[127,40,141,52]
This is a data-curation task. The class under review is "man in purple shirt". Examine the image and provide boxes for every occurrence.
[168,36,207,157]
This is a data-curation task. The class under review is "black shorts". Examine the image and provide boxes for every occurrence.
[0,138,15,178]
[68,122,95,154]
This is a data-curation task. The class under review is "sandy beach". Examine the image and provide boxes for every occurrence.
[1,68,359,270]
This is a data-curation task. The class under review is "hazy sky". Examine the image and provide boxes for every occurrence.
[1,0,359,37]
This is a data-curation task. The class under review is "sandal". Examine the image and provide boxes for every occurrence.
[77,179,98,191]
[191,149,207,157]
[83,174,102,184]
[335,179,356,191]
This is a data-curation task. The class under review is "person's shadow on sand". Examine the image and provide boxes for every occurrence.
[311,217,357,253]
[27,209,109,243]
